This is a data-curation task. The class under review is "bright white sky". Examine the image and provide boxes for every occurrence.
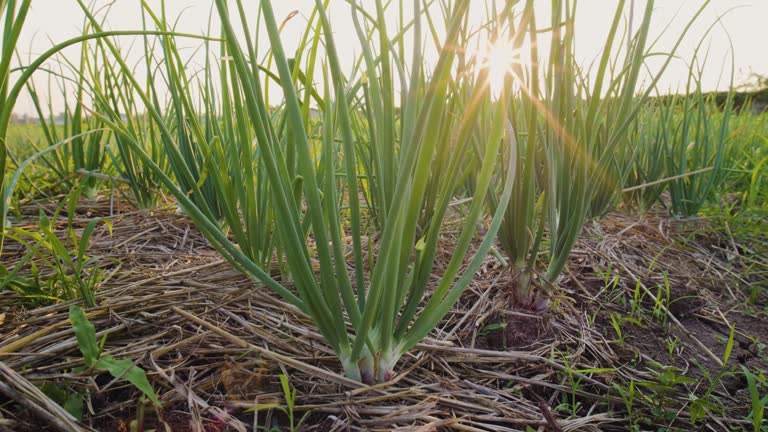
[10,0,768,116]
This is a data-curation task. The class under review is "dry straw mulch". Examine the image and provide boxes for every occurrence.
[0,200,763,431]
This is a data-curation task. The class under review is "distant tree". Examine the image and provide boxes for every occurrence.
[739,71,768,91]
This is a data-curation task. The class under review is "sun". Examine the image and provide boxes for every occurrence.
[477,36,522,99]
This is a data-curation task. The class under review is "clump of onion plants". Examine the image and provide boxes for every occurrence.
[622,102,670,213]
[666,64,735,216]
[1,0,114,244]
[623,14,735,216]
[26,48,111,199]
[79,0,515,384]
[90,36,169,211]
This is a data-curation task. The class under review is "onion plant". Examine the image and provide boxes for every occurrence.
[337,0,444,232]
[0,2,220,304]
[472,0,712,307]
[466,1,545,308]
[584,3,668,218]
[622,102,670,212]
[542,0,712,288]
[724,115,768,210]
[1,0,210,227]
[86,26,170,210]
[79,0,514,383]
[220,0,515,383]
[623,17,735,216]
[346,0,404,230]
[539,0,712,295]
[140,5,231,228]
[0,0,32,246]
[26,52,110,199]
[665,75,734,216]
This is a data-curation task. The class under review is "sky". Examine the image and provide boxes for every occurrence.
[9,0,768,116]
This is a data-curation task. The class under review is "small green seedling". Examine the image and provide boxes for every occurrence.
[743,366,767,432]
[690,325,735,423]
[248,374,310,432]
[609,312,626,348]
[665,335,681,357]
[69,305,160,406]
[651,273,672,325]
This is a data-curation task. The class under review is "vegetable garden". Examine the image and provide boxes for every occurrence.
[1,1,767,430]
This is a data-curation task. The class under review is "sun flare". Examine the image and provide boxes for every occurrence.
[476,36,522,99]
